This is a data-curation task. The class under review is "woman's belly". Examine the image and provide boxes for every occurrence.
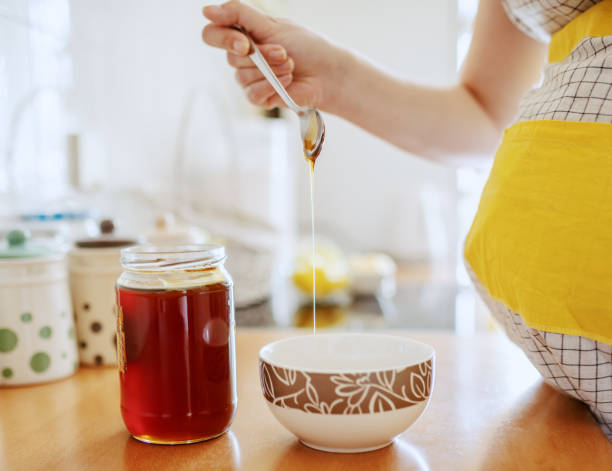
[464,119,612,344]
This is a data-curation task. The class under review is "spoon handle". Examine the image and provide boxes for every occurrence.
[231,25,302,113]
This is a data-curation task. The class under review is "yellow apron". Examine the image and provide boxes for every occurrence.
[464,1,612,345]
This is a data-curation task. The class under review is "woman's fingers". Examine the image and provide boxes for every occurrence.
[262,93,285,109]
[245,74,293,105]
[202,22,288,65]
[226,44,287,67]
[202,24,250,55]
[203,1,274,39]
[235,59,294,87]
[202,2,301,109]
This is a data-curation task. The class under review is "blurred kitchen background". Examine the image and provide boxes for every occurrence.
[0,0,494,333]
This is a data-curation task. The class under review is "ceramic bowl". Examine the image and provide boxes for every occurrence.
[259,333,435,453]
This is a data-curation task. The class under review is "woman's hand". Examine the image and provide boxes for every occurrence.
[202,0,345,110]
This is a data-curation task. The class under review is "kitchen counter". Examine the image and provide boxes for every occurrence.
[1,329,610,470]
[236,264,479,332]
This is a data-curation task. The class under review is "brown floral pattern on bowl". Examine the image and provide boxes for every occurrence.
[260,359,433,415]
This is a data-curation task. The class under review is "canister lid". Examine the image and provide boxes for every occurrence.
[145,213,208,245]
[75,219,136,249]
[0,229,56,258]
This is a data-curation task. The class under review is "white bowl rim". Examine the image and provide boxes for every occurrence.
[259,333,435,374]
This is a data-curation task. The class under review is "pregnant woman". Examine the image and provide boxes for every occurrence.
[202,0,612,441]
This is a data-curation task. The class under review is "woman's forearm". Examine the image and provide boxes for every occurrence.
[324,51,503,162]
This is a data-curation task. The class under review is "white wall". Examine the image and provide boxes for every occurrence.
[69,0,237,193]
[0,0,72,204]
[69,0,299,239]
[284,0,459,260]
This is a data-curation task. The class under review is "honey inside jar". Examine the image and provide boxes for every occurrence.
[116,245,236,445]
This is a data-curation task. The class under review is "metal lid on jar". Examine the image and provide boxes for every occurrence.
[121,244,226,272]
[0,229,57,258]
[75,219,136,249]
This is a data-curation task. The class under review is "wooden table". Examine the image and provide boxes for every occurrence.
[1,329,610,470]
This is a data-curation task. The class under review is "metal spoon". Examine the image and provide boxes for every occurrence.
[231,25,325,160]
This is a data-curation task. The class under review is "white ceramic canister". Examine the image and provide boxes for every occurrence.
[0,230,78,386]
[69,220,136,366]
[145,212,209,245]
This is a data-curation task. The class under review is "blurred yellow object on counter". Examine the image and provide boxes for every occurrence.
[291,239,349,296]
[292,266,348,296]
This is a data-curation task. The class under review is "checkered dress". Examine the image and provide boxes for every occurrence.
[502,1,603,41]
[468,266,612,440]
[503,0,612,124]
[519,36,612,122]
[469,0,612,441]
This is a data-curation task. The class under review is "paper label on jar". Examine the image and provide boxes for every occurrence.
[116,305,127,374]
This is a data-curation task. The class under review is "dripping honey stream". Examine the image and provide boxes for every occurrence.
[304,128,322,336]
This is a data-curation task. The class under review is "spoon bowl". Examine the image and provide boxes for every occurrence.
[232,25,325,159]
[300,108,325,160]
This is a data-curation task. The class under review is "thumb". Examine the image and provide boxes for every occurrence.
[203,1,276,41]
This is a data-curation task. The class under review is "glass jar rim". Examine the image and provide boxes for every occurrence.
[120,244,225,272]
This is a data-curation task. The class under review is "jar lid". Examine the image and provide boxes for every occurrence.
[0,229,56,258]
[121,244,226,271]
[75,219,136,249]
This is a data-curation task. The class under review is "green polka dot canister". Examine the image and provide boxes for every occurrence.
[69,220,136,366]
[0,229,78,386]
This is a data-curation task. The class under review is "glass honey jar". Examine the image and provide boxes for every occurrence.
[116,245,236,444]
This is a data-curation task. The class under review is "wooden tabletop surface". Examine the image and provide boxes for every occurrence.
[1,329,610,470]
